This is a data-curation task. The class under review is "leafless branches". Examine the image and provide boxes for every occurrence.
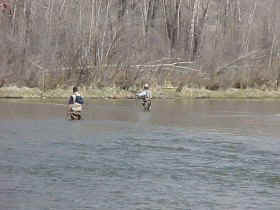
[0,0,280,90]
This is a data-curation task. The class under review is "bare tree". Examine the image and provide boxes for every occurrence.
[0,0,280,90]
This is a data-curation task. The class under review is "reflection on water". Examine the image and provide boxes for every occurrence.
[0,99,280,210]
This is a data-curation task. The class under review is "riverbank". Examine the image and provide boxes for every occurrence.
[1,86,280,99]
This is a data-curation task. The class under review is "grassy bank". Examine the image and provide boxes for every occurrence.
[1,86,280,99]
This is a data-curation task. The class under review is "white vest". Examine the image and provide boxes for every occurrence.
[71,93,82,112]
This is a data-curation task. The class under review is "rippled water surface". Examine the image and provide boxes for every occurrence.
[1,99,280,210]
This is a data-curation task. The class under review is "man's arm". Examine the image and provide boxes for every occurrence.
[148,90,152,99]
[137,91,146,98]
[68,96,73,111]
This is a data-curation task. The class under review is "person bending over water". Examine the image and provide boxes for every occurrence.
[136,83,152,112]
[67,86,84,120]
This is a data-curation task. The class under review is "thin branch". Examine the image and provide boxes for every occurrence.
[216,50,265,74]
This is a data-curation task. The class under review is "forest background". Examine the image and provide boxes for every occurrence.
[1,0,280,98]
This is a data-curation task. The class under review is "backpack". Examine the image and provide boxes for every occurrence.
[75,95,84,104]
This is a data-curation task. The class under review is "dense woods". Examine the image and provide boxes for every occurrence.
[0,0,280,91]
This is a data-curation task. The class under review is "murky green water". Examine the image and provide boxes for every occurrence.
[0,99,280,210]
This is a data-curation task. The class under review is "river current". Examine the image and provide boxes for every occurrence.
[0,99,280,210]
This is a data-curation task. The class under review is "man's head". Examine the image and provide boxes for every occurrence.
[73,86,78,93]
[144,83,149,89]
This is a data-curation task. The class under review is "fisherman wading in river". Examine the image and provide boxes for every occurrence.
[67,86,84,120]
[136,83,152,112]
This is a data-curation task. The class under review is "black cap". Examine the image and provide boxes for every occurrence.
[73,86,78,92]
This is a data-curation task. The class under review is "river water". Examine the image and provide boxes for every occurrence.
[0,99,280,210]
